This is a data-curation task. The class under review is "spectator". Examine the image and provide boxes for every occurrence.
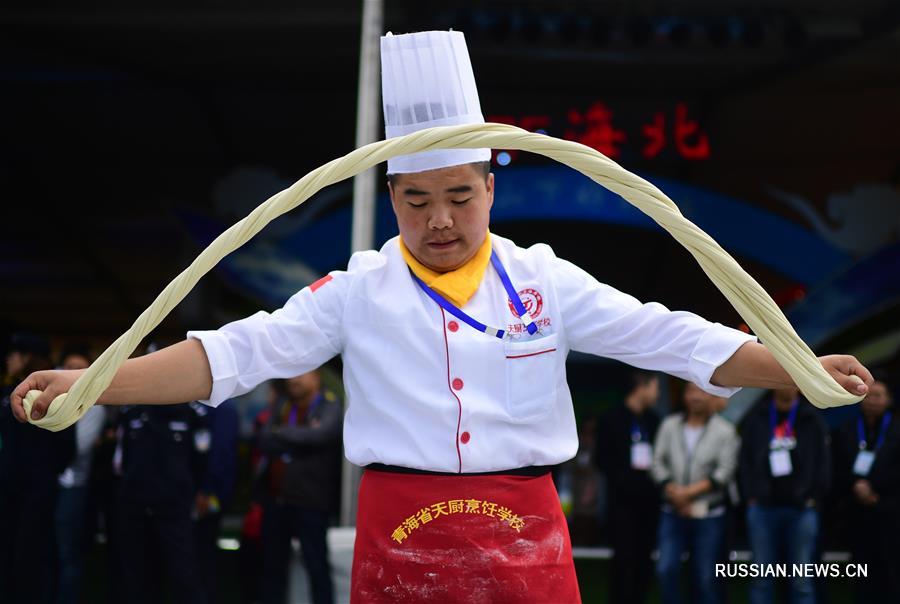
[258,370,342,604]
[114,396,210,604]
[0,333,75,604]
[194,399,239,602]
[596,370,661,604]
[89,404,124,603]
[239,386,281,604]
[567,415,604,546]
[54,345,106,604]
[740,387,830,604]
[652,381,738,604]
[832,375,900,601]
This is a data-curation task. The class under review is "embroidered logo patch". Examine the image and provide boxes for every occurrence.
[508,288,543,319]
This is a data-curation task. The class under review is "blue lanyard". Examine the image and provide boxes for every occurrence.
[857,411,892,451]
[630,420,644,443]
[489,251,538,335]
[285,393,322,425]
[410,249,537,339]
[304,393,323,423]
[769,400,799,439]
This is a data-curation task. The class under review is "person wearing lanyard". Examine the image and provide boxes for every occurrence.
[739,387,831,604]
[257,370,342,604]
[13,30,875,603]
[832,376,900,602]
[652,382,738,604]
[596,370,661,604]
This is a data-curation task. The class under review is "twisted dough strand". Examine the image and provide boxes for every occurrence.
[24,123,861,431]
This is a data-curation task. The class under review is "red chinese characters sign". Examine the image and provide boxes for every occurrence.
[488,101,710,164]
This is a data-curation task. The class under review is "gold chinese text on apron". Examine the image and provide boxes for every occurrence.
[390,497,526,543]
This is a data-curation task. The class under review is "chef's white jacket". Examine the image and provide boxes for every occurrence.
[188,234,756,473]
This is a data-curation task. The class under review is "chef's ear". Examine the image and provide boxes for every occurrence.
[387,178,399,216]
[486,172,495,209]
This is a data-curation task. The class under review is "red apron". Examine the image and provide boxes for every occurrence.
[350,468,582,603]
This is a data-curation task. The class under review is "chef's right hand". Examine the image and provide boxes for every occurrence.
[10,369,84,422]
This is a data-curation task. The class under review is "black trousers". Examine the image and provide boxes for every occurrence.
[608,501,659,604]
[194,511,223,603]
[261,498,334,604]
[850,504,900,602]
[0,482,56,604]
[116,500,207,604]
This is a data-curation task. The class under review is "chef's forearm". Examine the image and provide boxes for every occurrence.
[97,339,213,405]
[710,342,793,390]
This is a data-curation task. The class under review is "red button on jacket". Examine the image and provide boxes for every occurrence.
[452,378,464,391]
[460,431,471,444]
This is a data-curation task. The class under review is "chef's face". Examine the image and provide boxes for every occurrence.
[388,163,493,273]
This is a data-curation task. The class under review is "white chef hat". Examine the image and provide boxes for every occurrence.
[381,30,491,175]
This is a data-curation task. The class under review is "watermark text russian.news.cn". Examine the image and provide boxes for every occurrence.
[715,563,867,579]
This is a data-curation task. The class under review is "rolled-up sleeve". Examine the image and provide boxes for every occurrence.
[188,271,348,407]
[553,253,756,397]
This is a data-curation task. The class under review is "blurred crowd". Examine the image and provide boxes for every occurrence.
[0,333,342,604]
[1,332,898,604]
[562,369,900,604]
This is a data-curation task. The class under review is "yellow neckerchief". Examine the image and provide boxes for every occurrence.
[399,232,491,308]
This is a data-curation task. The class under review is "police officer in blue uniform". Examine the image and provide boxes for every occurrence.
[115,400,210,604]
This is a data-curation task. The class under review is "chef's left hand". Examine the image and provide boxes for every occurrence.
[818,355,873,396]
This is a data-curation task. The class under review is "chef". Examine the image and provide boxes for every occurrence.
[13,30,873,603]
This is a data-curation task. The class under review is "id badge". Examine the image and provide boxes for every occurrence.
[853,450,875,476]
[631,442,653,470]
[769,449,792,477]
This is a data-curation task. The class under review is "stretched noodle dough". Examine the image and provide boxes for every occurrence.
[24,123,862,431]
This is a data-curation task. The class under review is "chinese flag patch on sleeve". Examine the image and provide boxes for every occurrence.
[309,275,333,293]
